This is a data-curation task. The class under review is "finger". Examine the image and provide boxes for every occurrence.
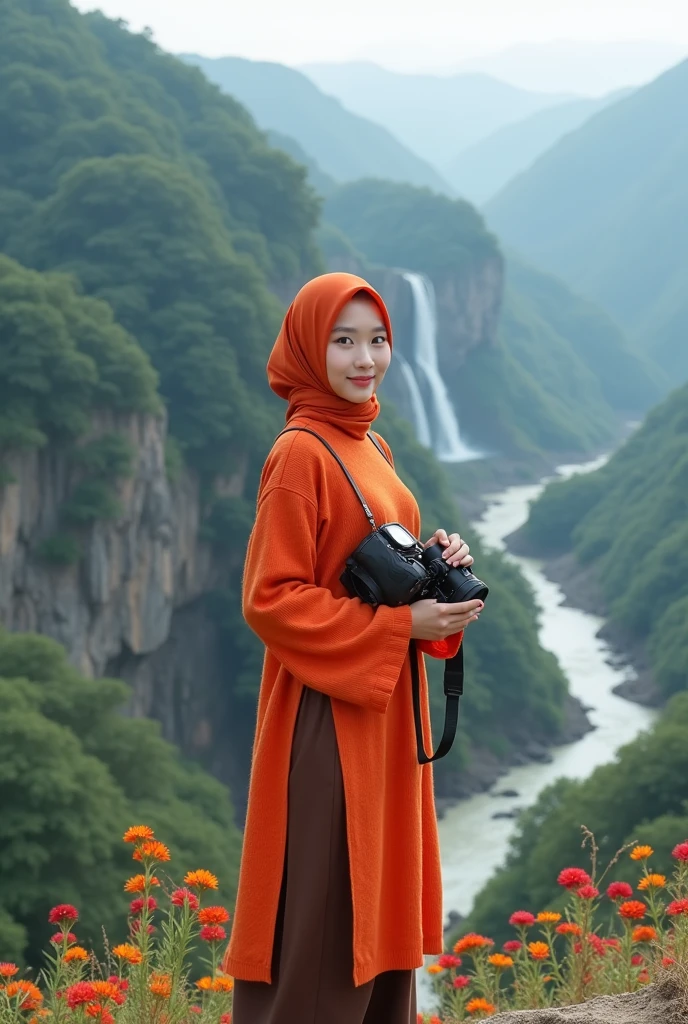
[445,541,469,565]
[423,530,442,549]
[447,599,483,615]
[458,554,475,567]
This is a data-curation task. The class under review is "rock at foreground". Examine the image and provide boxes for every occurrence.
[491,976,686,1024]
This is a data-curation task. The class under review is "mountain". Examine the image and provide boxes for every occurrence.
[300,61,573,168]
[446,92,629,203]
[265,130,336,197]
[486,59,688,381]
[181,54,453,193]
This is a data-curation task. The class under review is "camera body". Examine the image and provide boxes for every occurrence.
[340,522,489,608]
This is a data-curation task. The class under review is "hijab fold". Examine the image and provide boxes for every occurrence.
[267,273,393,440]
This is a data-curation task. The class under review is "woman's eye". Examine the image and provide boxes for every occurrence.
[372,336,388,344]
[334,336,352,345]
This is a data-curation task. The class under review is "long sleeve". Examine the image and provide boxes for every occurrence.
[243,484,413,713]
[417,632,463,660]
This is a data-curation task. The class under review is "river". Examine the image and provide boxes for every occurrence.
[418,457,658,1012]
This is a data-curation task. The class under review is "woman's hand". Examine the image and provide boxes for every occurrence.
[410,598,483,641]
[423,529,474,568]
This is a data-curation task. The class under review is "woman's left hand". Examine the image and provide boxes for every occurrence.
[423,529,474,567]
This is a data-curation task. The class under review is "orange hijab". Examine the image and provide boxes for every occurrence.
[267,272,393,440]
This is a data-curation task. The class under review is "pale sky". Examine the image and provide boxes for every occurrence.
[72,0,688,71]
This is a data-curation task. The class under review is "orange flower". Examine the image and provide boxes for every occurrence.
[632,926,657,943]
[197,906,230,926]
[212,976,234,993]
[3,981,43,1010]
[184,869,219,890]
[91,981,124,1003]
[195,977,213,991]
[537,912,561,924]
[488,953,514,969]
[0,964,18,978]
[637,874,665,891]
[63,946,89,962]
[85,1004,115,1024]
[528,942,550,961]
[453,933,494,955]
[630,846,654,861]
[133,841,171,863]
[619,901,647,920]
[426,964,443,974]
[149,974,172,999]
[556,922,582,936]
[466,997,496,1015]
[123,826,155,844]
[123,874,159,893]
[112,944,143,964]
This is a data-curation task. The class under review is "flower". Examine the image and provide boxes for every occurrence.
[66,982,97,1009]
[112,944,143,964]
[4,981,43,1011]
[63,946,89,962]
[607,881,634,900]
[129,897,157,916]
[0,964,19,978]
[134,841,171,863]
[503,940,522,952]
[130,919,155,936]
[48,904,79,924]
[190,1007,202,1014]
[619,900,647,920]
[536,912,561,924]
[630,846,654,861]
[638,969,650,984]
[184,869,219,890]
[637,874,665,890]
[123,826,155,844]
[197,906,231,925]
[557,867,592,890]
[488,953,514,969]
[123,874,159,893]
[588,934,606,956]
[85,1004,115,1024]
[107,977,128,994]
[170,887,200,910]
[577,885,599,900]
[212,976,234,993]
[631,954,645,966]
[453,933,494,955]
[454,975,471,989]
[91,981,125,1005]
[199,924,227,942]
[632,926,657,943]
[603,938,621,950]
[666,898,688,916]
[220,1016,231,1024]
[426,964,443,975]
[509,910,535,927]
[556,922,582,936]
[528,941,550,961]
[466,997,496,1015]
[672,841,688,861]
[195,977,213,991]
[437,954,462,969]
[50,931,77,944]
[149,974,172,999]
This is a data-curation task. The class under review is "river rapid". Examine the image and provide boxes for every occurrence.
[418,457,657,1012]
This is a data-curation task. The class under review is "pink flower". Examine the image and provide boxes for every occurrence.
[129,897,157,916]
[437,954,462,969]
[588,934,606,956]
[631,954,644,966]
[48,904,79,924]
[557,868,592,890]
[170,888,200,911]
[577,885,600,900]
[503,940,522,953]
[607,882,633,901]
[199,925,227,942]
[50,932,77,944]
[671,842,688,862]
[666,899,688,916]
[509,911,536,927]
[453,975,471,989]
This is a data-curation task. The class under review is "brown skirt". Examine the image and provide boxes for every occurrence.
[232,686,417,1024]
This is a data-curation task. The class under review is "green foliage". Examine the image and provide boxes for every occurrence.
[35,533,82,566]
[0,628,242,966]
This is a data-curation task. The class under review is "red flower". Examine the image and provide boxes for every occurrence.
[50,932,77,944]
[0,964,19,978]
[190,1008,202,1015]
[556,922,582,936]
[672,841,688,862]
[220,1016,231,1024]
[509,910,535,927]
[603,938,621,950]
[453,975,471,989]
[666,899,688,916]
[607,881,633,901]
[631,954,644,966]
[199,925,227,942]
[588,934,606,956]
[557,868,592,890]
[130,919,155,935]
[107,977,128,993]
[197,906,230,926]
[48,904,79,925]
[129,897,157,916]
[632,927,657,943]
[503,940,522,952]
[619,901,646,920]
[66,982,97,1009]
[577,885,599,900]
[437,954,462,969]
[170,888,200,911]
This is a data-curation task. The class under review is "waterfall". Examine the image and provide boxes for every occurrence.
[401,272,480,462]
[396,352,433,448]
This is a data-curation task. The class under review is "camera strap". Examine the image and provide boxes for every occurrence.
[275,425,463,764]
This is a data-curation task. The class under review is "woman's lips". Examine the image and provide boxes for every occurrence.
[348,375,375,388]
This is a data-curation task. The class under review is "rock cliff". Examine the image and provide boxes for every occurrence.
[491,975,685,1024]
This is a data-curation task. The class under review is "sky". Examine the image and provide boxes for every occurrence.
[72,0,688,90]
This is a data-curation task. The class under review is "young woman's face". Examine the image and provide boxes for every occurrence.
[326,295,391,404]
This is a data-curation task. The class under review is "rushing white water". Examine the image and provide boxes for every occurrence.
[401,272,480,463]
[396,351,433,448]
[417,457,658,1011]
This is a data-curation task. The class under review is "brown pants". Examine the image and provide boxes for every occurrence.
[233,687,417,1024]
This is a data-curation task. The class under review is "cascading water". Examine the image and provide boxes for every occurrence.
[401,272,480,463]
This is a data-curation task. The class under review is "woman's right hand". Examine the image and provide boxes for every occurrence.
[409,598,483,641]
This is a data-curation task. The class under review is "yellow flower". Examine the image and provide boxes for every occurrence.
[488,953,514,969]
[212,976,234,993]
[426,964,443,974]
[184,869,219,890]
[112,943,143,964]
[536,912,561,924]
[638,874,666,890]
[630,845,654,862]
[63,947,89,963]
[195,977,213,991]
[123,826,155,844]
[149,974,172,999]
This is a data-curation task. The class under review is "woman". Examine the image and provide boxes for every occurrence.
[224,273,484,1023]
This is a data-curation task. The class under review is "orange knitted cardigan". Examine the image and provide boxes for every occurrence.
[223,274,461,987]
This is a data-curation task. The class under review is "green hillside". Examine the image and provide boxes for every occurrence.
[486,59,688,381]
[324,179,655,459]
[181,54,453,194]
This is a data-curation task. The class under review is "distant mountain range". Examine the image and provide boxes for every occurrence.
[486,58,688,381]
[182,55,453,194]
[301,61,573,168]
